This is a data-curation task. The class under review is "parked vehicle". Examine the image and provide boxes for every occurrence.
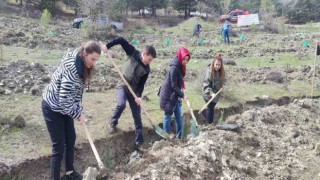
[72,14,123,30]
[219,9,249,23]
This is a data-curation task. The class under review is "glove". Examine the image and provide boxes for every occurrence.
[211,93,216,98]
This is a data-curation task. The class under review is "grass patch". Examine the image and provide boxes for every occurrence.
[1,46,64,65]
[165,17,219,34]
[235,54,314,68]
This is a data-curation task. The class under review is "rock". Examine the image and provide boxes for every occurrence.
[266,71,284,83]
[291,131,300,138]
[210,150,216,161]
[221,155,230,167]
[83,167,98,180]
[4,89,12,95]
[0,163,10,176]
[13,114,26,128]
[224,60,236,66]
[257,152,262,157]
[164,156,170,163]
[30,87,40,96]
[315,143,320,156]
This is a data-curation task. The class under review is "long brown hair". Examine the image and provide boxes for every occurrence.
[211,53,225,80]
[80,41,101,84]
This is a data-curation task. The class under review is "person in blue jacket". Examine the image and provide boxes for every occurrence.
[193,24,202,38]
[193,24,202,44]
[102,37,156,150]
[221,20,231,45]
[159,47,190,139]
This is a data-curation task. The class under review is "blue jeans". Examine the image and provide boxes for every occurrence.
[206,101,217,124]
[163,101,182,139]
[110,86,143,145]
[223,30,230,44]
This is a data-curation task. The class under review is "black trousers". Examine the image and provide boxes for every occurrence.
[206,101,217,124]
[110,86,143,145]
[41,100,76,180]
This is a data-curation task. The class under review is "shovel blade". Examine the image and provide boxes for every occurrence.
[153,125,169,139]
[191,119,200,137]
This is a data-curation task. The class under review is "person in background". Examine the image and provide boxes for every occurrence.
[42,41,101,180]
[101,37,156,151]
[193,24,202,45]
[221,20,231,45]
[202,54,225,125]
[159,47,190,139]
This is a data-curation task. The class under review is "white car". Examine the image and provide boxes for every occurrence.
[72,14,123,30]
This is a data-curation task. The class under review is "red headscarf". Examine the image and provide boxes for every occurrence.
[176,47,190,89]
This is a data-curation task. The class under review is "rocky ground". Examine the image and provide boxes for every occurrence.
[110,98,320,180]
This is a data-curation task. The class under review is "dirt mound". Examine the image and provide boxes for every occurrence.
[108,98,320,179]
[0,16,78,49]
[0,60,49,95]
[227,65,316,84]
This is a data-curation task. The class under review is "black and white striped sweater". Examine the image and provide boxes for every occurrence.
[43,49,84,119]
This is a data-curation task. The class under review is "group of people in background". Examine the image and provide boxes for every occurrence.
[41,34,226,179]
[193,20,231,45]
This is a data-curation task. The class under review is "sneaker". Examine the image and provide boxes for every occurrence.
[62,171,82,180]
[108,123,118,134]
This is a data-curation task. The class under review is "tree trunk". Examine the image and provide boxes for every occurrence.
[53,0,56,15]
[152,6,156,17]
[75,5,78,16]
[184,4,188,19]
[125,4,128,18]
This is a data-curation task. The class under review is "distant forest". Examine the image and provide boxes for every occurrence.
[4,0,320,23]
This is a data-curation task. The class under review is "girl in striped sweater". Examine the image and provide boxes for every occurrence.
[41,41,101,180]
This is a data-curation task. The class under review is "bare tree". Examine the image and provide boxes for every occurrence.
[76,0,102,17]
[278,0,298,16]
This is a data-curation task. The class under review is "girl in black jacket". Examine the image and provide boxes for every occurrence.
[159,47,190,139]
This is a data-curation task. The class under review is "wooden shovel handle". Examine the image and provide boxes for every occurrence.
[186,100,198,126]
[103,50,154,126]
[198,88,223,114]
[82,123,104,168]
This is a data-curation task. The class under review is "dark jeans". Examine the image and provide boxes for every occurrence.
[41,100,76,180]
[206,101,217,124]
[110,86,143,145]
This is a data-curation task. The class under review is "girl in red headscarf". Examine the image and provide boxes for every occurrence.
[159,47,190,139]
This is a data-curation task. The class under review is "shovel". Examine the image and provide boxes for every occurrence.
[103,49,169,140]
[82,123,108,179]
[198,88,223,114]
[186,100,200,137]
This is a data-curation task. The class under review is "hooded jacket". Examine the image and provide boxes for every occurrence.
[202,63,225,102]
[160,48,190,114]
